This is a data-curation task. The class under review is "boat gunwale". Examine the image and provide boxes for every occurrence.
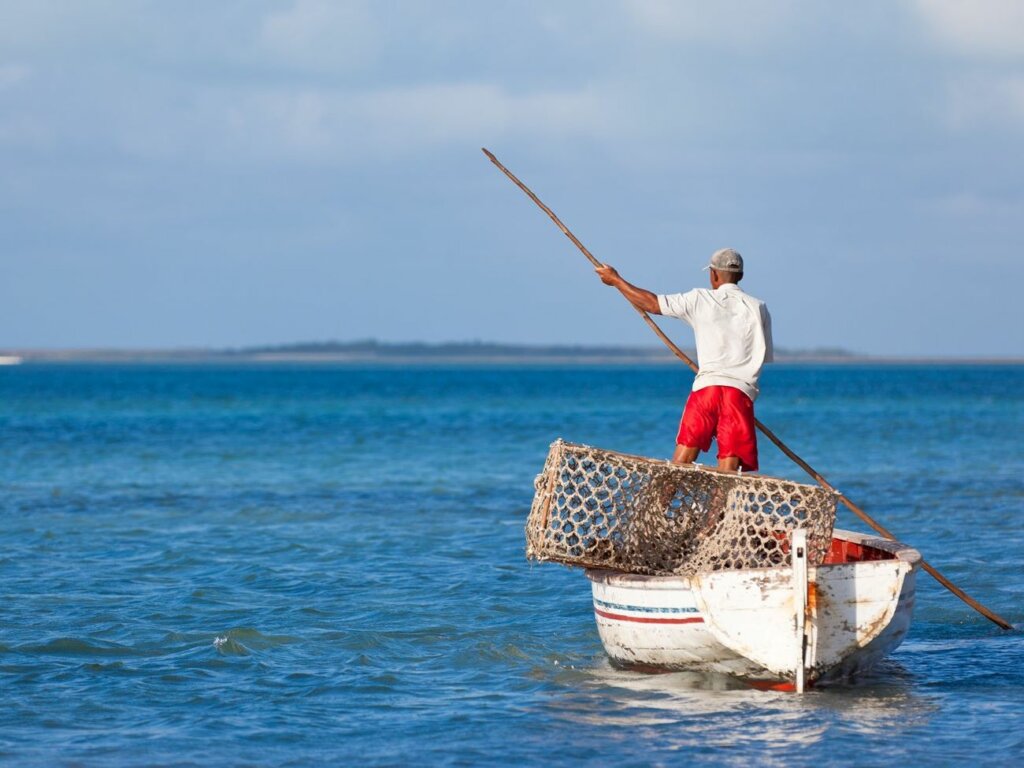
[584,528,922,588]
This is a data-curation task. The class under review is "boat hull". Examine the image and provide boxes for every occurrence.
[586,529,920,686]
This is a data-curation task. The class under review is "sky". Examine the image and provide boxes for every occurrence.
[2,0,1023,355]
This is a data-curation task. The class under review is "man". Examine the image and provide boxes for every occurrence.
[595,248,772,472]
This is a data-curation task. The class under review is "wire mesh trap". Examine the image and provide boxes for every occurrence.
[526,440,837,576]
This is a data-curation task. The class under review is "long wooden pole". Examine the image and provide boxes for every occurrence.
[482,147,1013,631]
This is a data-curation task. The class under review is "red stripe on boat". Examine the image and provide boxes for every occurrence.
[594,608,704,625]
[747,680,801,692]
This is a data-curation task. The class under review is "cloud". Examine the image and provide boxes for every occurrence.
[239,81,616,160]
[911,0,1024,58]
[0,63,48,146]
[621,0,804,47]
[259,0,377,72]
[0,63,31,89]
[352,82,613,145]
[908,2,1024,130]
[112,80,617,164]
[928,190,1024,221]
[945,73,1024,130]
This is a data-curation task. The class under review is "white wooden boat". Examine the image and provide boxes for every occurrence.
[586,528,920,690]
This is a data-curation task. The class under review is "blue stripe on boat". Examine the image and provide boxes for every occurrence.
[593,598,699,614]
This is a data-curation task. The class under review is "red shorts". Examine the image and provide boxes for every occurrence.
[676,385,758,471]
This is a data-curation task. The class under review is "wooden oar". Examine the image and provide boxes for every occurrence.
[482,147,1013,631]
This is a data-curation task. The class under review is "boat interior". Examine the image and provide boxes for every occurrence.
[822,537,896,564]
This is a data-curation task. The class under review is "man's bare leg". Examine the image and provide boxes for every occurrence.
[673,445,740,473]
[672,444,699,465]
[717,456,740,472]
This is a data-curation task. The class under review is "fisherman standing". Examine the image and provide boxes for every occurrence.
[595,249,772,472]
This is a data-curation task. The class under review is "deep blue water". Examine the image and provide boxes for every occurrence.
[1,363,1022,766]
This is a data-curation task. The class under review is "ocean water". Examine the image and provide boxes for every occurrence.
[1,363,1022,766]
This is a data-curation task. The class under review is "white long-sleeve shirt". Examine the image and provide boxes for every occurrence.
[657,283,773,401]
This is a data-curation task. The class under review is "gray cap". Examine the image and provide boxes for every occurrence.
[704,248,744,273]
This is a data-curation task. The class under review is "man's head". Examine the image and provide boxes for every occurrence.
[705,248,743,288]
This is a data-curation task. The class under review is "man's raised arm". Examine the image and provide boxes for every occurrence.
[595,265,661,315]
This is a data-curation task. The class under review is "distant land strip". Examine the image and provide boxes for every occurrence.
[1,340,1021,365]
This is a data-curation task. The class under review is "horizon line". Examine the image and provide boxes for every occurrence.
[2,339,1022,365]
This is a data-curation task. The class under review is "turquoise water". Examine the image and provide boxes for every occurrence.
[1,363,1022,765]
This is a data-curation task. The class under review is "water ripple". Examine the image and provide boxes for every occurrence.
[0,364,1021,765]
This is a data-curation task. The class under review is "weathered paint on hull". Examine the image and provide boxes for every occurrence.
[588,572,766,678]
[586,529,921,686]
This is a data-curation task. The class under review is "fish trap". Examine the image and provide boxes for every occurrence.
[526,440,837,576]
